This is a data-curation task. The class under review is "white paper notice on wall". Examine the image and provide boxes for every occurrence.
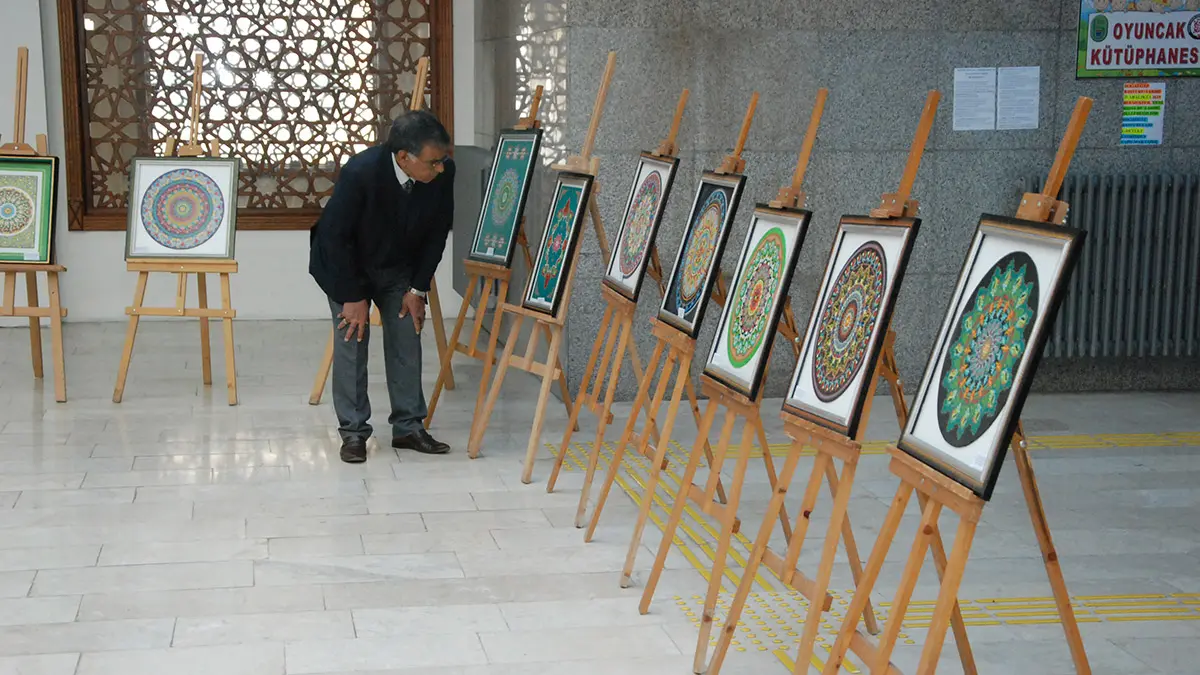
[996,66,1040,130]
[953,68,997,131]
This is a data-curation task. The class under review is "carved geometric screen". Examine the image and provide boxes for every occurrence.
[57,0,453,230]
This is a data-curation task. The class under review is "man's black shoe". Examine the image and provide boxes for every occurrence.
[392,429,450,455]
[340,437,367,463]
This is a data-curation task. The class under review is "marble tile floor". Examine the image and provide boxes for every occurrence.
[0,319,1197,674]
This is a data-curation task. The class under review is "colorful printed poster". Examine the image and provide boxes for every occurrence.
[1077,2,1200,78]
[1121,81,1166,145]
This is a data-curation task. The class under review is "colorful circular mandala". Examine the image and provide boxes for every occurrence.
[674,189,727,316]
[0,186,35,236]
[617,171,662,279]
[937,251,1039,448]
[811,241,887,403]
[726,227,786,368]
[139,168,225,250]
[491,168,519,225]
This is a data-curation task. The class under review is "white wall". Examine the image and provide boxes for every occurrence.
[2,0,475,325]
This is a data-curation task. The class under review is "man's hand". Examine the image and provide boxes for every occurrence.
[399,291,426,333]
[337,300,370,342]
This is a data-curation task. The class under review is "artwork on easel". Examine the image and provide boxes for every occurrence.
[125,156,240,260]
[0,156,57,264]
[900,214,1085,500]
[468,127,543,267]
[602,152,680,301]
[522,171,595,316]
[659,172,746,337]
[703,205,811,399]
[784,216,920,438]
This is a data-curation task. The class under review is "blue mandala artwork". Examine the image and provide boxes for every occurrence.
[139,168,226,250]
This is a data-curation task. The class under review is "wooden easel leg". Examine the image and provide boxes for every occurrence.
[472,281,509,436]
[468,315,522,458]
[308,330,336,405]
[426,274,479,427]
[219,272,237,406]
[581,339,664,532]
[693,420,756,674]
[113,271,149,403]
[916,515,979,675]
[587,313,633,491]
[821,482,914,675]
[822,460,880,636]
[47,271,66,403]
[620,352,690,586]
[594,348,677,541]
[871,496,944,674]
[196,272,213,386]
[544,323,579,427]
[547,304,614,493]
[708,447,805,675]
[755,419,793,541]
[794,454,858,673]
[521,324,564,484]
[1013,443,1093,675]
[685,379,727,505]
[427,279,454,390]
[639,404,731,613]
[917,491,979,674]
[24,272,43,379]
[2,272,14,315]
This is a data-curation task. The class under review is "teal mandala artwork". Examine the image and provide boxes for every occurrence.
[474,137,535,259]
[529,185,581,305]
[726,227,786,368]
[937,251,1039,447]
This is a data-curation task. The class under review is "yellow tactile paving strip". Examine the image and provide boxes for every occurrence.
[552,430,1200,672]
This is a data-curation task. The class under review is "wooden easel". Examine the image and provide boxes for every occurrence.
[633,91,875,675]
[465,52,617,484]
[0,46,67,402]
[307,56,455,405]
[577,94,763,562]
[706,93,964,675]
[424,86,576,428]
[543,89,689,512]
[113,54,238,405]
[819,97,1095,675]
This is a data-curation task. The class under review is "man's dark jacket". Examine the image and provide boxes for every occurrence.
[309,145,455,304]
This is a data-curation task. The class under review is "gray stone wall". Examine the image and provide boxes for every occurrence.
[470,0,1200,401]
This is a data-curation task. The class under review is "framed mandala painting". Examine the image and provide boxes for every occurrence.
[658,172,746,338]
[125,157,240,260]
[522,171,595,316]
[468,128,543,267]
[602,152,680,301]
[784,216,920,438]
[704,206,811,399]
[899,215,1086,500]
[0,156,58,264]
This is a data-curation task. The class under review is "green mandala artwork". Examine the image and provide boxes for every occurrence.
[937,251,1039,447]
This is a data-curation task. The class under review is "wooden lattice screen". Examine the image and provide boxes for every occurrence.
[56,0,453,231]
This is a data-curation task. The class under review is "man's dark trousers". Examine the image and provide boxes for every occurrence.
[327,278,426,442]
